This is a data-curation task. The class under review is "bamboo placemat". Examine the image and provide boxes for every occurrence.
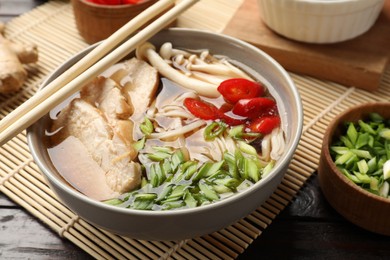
[1,0,389,259]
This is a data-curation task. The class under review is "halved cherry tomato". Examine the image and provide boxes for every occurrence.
[248,116,281,135]
[184,98,219,120]
[219,102,234,113]
[232,97,276,119]
[217,78,265,104]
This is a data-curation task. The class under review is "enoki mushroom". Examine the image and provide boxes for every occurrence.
[136,42,251,98]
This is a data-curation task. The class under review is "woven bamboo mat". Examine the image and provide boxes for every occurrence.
[1,0,389,259]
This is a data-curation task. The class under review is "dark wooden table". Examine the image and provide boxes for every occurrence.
[1,1,390,259]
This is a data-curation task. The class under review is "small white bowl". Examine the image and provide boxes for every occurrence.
[257,0,385,43]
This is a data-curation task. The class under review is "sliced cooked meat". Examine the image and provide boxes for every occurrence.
[51,99,113,151]
[80,76,136,150]
[81,76,133,120]
[51,99,141,196]
[49,58,159,199]
[104,134,141,194]
[107,58,159,120]
[48,136,118,201]
[114,119,135,148]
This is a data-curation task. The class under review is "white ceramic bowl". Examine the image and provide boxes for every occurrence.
[257,0,385,43]
[27,28,303,241]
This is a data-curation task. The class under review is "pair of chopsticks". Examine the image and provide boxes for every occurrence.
[0,0,199,146]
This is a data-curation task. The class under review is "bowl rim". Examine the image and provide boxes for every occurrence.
[321,102,390,204]
[259,0,385,15]
[28,27,303,216]
[267,0,383,4]
[78,0,156,8]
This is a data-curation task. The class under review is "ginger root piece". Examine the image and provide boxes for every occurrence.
[0,22,38,93]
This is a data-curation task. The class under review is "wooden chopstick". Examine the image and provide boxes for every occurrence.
[0,0,175,134]
[0,0,175,131]
[0,0,200,146]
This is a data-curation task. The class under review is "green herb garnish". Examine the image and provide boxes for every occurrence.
[105,145,274,210]
[330,113,390,198]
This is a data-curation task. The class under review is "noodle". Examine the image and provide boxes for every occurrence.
[260,133,271,162]
[270,127,285,160]
[149,119,206,139]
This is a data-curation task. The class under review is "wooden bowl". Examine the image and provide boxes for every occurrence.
[71,0,170,44]
[318,102,390,236]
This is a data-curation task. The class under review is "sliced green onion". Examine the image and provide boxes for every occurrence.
[244,157,260,182]
[147,151,171,161]
[161,160,173,178]
[212,184,232,194]
[156,184,174,202]
[347,122,358,145]
[182,161,198,181]
[383,160,390,180]
[192,162,213,182]
[368,135,375,147]
[335,151,355,165]
[350,149,372,159]
[224,152,239,179]
[184,190,197,208]
[163,185,186,202]
[140,117,154,136]
[339,168,361,184]
[262,160,275,177]
[203,161,224,178]
[162,201,185,210]
[199,182,219,201]
[140,177,148,188]
[378,156,387,169]
[237,141,258,156]
[379,128,390,140]
[340,136,354,149]
[228,125,245,139]
[132,193,157,210]
[149,163,166,187]
[204,121,227,141]
[236,180,253,192]
[235,150,246,179]
[367,157,377,173]
[152,146,173,153]
[369,112,384,123]
[170,149,185,172]
[370,177,379,191]
[344,153,358,169]
[213,177,240,190]
[357,159,369,174]
[379,181,389,197]
[104,198,123,206]
[355,132,369,149]
[133,137,146,151]
[330,146,350,155]
[358,120,376,134]
[353,171,371,183]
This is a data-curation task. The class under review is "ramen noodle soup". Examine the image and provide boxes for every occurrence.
[46,42,286,211]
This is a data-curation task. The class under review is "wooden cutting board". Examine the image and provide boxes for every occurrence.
[223,0,390,91]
